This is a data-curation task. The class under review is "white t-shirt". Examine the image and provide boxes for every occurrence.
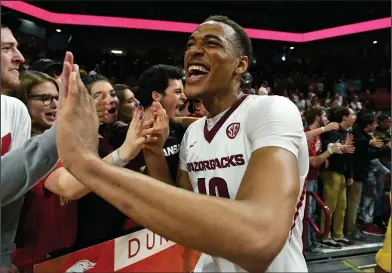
[296,99,306,108]
[180,95,309,272]
[1,95,31,155]
[349,102,362,111]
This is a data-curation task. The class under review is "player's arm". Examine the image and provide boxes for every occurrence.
[43,140,155,200]
[143,149,175,186]
[64,97,304,272]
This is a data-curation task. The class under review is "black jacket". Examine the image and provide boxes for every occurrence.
[352,127,391,181]
[321,128,354,179]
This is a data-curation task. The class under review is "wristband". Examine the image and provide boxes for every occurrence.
[112,149,129,167]
[327,143,334,154]
[321,127,325,133]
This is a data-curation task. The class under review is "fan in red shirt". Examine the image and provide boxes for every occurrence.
[13,162,77,272]
[303,106,342,255]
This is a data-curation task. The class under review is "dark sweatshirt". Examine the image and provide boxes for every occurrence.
[321,127,354,179]
[352,127,391,181]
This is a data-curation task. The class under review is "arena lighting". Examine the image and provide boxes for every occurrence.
[290,46,295,50]
[56,28,61,32]
[1,1,391,43]
[111,50,123,55]
[373,40,378,44]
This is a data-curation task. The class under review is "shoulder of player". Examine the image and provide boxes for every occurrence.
[246,94,294,108]
[183,116,205,134]
[245,95,299,118]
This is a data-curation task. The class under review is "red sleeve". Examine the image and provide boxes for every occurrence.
[304,127,317,157]
[308,139,317,157]
[30,161,63,197]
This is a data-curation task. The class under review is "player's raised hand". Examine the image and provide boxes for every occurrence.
[117,104,158,162]
[95,92,110,122]
[141,102,169,152]
[56,64,100,170]
[58,51,74,110]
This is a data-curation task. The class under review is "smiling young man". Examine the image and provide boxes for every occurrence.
[137,64,188,180]
[56,15,309,272]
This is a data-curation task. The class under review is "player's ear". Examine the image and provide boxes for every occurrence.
[234,56,248,75]
[152,91,163,103]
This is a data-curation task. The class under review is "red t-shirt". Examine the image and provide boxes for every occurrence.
[305,127,322,180]
[14,162,77,271]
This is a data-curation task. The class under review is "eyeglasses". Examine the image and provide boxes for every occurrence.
[28,94,59,106]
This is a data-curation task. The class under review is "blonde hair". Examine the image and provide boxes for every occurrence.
[19,70,59,136]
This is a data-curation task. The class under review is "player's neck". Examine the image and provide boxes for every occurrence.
[203,90,242,118]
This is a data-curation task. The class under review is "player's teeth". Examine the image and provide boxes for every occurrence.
[188,65,209,73]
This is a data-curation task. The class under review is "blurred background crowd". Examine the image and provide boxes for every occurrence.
[1,1,391,272]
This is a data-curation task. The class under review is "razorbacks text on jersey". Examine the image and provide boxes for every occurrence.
[179,94,309,272]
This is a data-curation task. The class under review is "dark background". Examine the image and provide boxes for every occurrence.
[1,1,391,86]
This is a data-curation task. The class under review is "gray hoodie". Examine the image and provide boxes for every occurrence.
[1,124,59,266]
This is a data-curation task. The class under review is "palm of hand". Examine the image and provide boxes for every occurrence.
[152,102,169,144]
[57,67,99,169]
[124,106,153,159]
[141,103,169,151]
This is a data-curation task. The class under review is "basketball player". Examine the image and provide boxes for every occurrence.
[56,15,309,272]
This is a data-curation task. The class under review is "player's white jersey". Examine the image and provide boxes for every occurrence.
[179,94,309,272]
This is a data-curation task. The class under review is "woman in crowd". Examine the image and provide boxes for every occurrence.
[114,84,139,124]
[75,74,149,250]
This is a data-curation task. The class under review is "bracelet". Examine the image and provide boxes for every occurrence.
[112,149,129,167]
[321,127,325,133]
[327,143,337,154]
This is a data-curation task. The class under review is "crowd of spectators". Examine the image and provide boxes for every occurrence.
[1,19,391,273]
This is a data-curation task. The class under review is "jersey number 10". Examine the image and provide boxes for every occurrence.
[197,177,230,199]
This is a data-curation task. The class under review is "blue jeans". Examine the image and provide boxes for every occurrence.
[306,179,318,248]
[374,174,385,218]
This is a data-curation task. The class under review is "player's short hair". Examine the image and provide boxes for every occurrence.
[82,73,109,94]
[137,64,184,108]
[203,15,253,68]
[328,106,350,123]
[305,106,325,126]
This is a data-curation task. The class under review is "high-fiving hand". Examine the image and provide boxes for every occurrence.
[142,102,170,152]
[56,54,100,170]
[58,52,74,110]
[117,104,159,162]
